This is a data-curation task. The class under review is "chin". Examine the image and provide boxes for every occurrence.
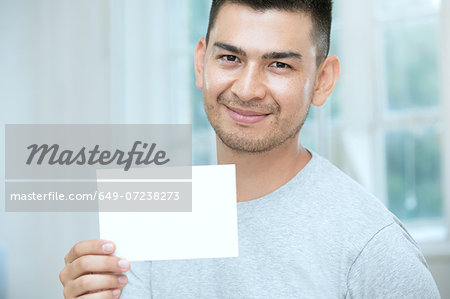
[216,130,281,153]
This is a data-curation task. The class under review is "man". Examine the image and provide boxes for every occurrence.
[59,0,440,298]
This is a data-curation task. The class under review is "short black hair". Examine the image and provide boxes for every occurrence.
[205,0,333,65]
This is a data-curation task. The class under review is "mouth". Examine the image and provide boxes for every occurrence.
[225,106,270,124]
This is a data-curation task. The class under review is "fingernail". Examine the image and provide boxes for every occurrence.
[112,289,120,298]
[118,259,130,269]
[102,243,114,253]
[118,275,127,285]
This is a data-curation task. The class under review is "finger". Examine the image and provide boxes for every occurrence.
[77,288,121,299]
[66,240,115,264]
[68,255,130,280]
[60,266,69,286]
[66,274,127,297]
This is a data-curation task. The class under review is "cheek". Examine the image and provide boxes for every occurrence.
[204,64,233,99]
[303,78,313,101]
[268,76,311,111]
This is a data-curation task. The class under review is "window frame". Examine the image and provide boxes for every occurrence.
[322,0,449,249]
[373,0,448,245]
[328,0,449,250]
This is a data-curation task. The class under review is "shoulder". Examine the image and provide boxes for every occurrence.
[302,152,395,231]
[295,153,406,261]
[345,222,440,298]
[301,153,439,297]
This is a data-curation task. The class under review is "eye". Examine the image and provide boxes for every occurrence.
[219,55,239,63]
[225,55,237,61]
[270,61,291,69]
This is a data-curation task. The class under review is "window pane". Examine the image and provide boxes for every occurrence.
[189,0,214,164]
[375,0,441,13]
[385,126,443,221]
[189,0,209,41]
[190,0,210,131]
[383,19,440,110]
[299,107,318,152]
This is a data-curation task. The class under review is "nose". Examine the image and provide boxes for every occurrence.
[230,63,267,102]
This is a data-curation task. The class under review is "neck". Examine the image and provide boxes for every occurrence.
[216,135,311,202]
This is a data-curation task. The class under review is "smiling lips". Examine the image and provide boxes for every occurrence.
[226,106,270,124]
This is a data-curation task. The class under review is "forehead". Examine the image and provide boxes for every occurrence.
[208,3,314,55]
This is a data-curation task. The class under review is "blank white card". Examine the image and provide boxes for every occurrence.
[98,165,239,261]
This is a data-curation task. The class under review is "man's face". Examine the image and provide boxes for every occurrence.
[196,4,319,153]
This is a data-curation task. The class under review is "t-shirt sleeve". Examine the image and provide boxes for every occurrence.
[346,222,441,299]
[120,261,152,298]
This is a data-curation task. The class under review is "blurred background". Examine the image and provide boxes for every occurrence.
[0,0,449,298]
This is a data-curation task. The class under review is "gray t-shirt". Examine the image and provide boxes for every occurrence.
[121,152,440,298]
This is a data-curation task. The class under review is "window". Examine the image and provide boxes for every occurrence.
[189,0,217,165]
[314,0,448,242]
[376,1,443,226]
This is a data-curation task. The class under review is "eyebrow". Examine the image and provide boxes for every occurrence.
[214,42,246,56]
[213,42,302,61]
[262,51,302,60]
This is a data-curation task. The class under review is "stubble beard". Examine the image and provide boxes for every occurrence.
[205,94,311,154]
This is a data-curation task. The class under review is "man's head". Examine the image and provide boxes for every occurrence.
[206,0,333,66]
[194,1,339,153]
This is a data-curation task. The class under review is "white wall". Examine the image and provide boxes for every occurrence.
[0,1,109,298]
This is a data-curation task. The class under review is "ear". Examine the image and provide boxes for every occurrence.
[311,54,340,107]
[194,37,207,90]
